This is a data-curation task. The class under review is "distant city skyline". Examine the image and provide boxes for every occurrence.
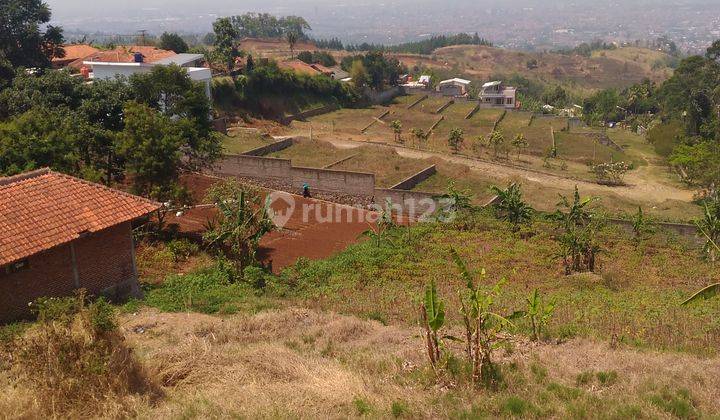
[47,0,720,52]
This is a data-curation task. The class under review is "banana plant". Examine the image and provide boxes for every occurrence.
[526,289,555,341]
[420,278,445,369]
[451,248,520,388]
[682,232,720,305]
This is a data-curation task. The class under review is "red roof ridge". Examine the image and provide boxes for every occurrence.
[0,168,51,186]
[0,168,160,208]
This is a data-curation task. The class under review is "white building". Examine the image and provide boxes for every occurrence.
[84,53,212,99]
[479,81,517,109]
[437,78,472,96]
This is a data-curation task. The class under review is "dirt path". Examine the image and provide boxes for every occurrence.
[317,137,695,205]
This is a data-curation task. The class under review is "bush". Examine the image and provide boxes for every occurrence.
[8,292,159,417]
[144,262,252,314]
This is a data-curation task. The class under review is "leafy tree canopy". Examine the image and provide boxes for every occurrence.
[158,32,189,53]
[0,0,64,68]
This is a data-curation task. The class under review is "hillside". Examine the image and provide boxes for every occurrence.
[396,45,674,92]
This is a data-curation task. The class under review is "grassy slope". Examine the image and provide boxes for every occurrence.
[413,45,673,94]
[273,213,720,356]
[40,212,714,418]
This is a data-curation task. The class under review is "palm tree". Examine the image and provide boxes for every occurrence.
[286,31,299,59]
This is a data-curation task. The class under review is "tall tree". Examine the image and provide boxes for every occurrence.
[286,31,299,59]
[118,102,182,199]
[212,17,240,73]
[158,32,189,53]
[0,0,64,68]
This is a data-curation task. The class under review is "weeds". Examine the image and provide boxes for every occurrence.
[7,291,159,418]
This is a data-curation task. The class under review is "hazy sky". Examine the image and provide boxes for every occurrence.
[45,0,720,48]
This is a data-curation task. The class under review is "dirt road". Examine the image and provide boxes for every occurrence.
[317,137,695,205]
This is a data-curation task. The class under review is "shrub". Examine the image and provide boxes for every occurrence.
[144,264,246,313]
[8,292,159,417]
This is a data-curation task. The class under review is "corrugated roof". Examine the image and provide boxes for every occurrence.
[153,53,205,66]
[439,78,472,86]
[0,169,160,266]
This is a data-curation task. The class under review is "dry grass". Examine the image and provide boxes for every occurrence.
[0,297,160,419]
[6,307,708,418]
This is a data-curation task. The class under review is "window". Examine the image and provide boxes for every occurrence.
[506,98,513,104]
[3,259,30,275]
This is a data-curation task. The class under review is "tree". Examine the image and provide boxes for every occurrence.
[349,60,368,89]
[118,102,182,199]
[411,127,429,148]
[706,40,720,61]
[549,187,602,274]
[390,120,403,143]
[158,32,189,53]
[488,130,505,158]
[511,133,529,160]
[489,183,534,231]
[212,17,240,73]
[0,107,81,176]
[286,31,299,59]
[297,50,313,64]
[0,0,64,68]
[592,161,630,186]
[203,179,274,277]
[448,128,464,152]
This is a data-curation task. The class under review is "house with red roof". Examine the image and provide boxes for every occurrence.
[0,168,160,322]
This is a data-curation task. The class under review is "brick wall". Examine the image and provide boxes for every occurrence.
[0,222,140,323]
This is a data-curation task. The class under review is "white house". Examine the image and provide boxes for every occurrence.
[84,53,212,99]
[437,78,471,96]
[479,81,517,109]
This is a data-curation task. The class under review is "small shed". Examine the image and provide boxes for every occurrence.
[436,78,471,96]
[0,168,160,322]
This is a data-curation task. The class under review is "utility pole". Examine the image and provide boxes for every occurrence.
[137,30,148,46]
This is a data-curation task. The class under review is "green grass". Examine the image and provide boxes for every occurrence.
[270,212,720,356]
[142,261,275,315]
[221,129,271,154]
[267,139,353,167]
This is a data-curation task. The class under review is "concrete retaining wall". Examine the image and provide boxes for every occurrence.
[390,165,437,190]
[606,218,701,244]
[374,188,440,216]
[211,154,375,196]
[281,103,339,125]
[324,154,359,169]
[407,95,428,109]
[212,155,292,180]
[436,99,454,114]
[291,167,375,196]
[242,137,295,156]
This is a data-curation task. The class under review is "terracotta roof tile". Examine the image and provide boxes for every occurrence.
[0,169,160,266]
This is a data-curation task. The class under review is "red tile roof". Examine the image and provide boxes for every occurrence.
[52,44,100,64]
[82,46,177,65]
[0,169,160,266]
